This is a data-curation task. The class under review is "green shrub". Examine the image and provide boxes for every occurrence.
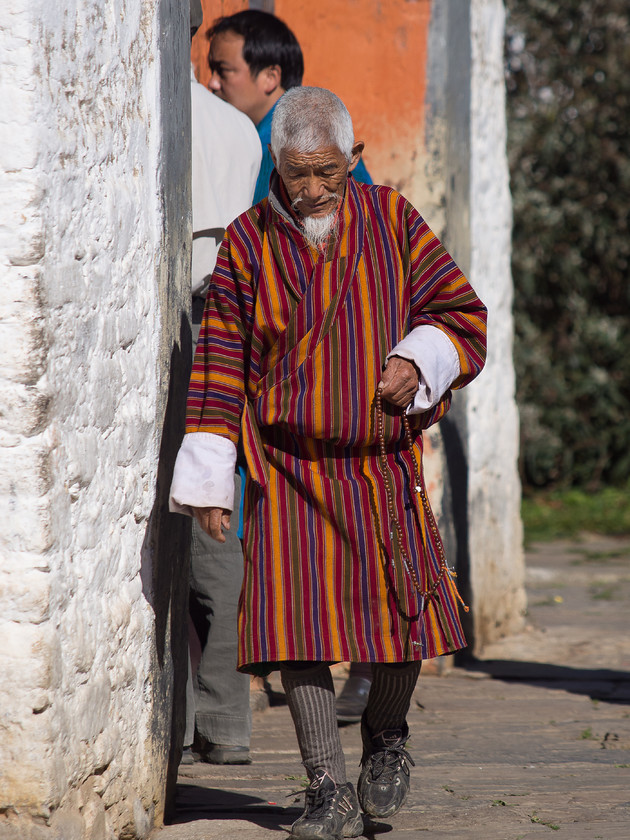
[506,0,630,489]
[522,483,630,542]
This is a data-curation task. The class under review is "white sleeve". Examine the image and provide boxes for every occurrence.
[387,324,461,414]
[169,432,237,516]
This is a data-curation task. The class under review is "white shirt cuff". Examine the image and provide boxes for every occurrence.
[169,432,237,515]
[388,325,460,414]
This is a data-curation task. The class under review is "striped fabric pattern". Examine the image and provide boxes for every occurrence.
[187,177,487,673]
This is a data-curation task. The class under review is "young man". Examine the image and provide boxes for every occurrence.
[206,9,371,204]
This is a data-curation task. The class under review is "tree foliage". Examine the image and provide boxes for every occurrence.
[505,0,630,489]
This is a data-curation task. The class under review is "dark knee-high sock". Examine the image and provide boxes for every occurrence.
[364,661,422,734]
[280,662,346,784]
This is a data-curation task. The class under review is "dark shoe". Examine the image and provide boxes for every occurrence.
[250,675,272,712]
[336,677,372,724]
[290,773,363,839]
[357,719,415,818]
[201,744,251,765]
[179,747,195,766]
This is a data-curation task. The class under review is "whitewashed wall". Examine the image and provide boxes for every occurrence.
[467,0,526,643]
[421,0,525,651]
[0,1,190,837]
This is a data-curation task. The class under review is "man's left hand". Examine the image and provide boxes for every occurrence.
[191,506,231,542]
[378,356,419,407]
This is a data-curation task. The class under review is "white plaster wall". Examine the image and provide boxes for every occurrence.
[467,0,526,643]
[0,1,190,836]
[418,0,524,650]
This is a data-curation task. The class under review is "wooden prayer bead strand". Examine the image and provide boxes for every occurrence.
[401,410,470,613]
[375,390,433,600]
[375,390,469,613]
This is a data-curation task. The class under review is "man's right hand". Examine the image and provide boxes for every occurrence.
[191,506,231,542]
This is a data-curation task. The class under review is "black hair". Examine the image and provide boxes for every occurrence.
[208,10,304,90]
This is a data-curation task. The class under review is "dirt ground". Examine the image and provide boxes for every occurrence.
[153,535,630,839]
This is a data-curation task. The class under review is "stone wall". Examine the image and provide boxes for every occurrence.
[439,0,526,650]
[467,0,525,645]
[0,1,191,837]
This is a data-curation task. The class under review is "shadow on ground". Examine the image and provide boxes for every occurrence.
[167,784,399,837]
[464,658,630,703]
[166,784,299,828]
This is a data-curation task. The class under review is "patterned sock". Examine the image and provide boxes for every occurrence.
[364,661,422,735]
[280,662,347,784]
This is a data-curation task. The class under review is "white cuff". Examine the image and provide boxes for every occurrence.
[388,325,460,414]
[169,432,237,515]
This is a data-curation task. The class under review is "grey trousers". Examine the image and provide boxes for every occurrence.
[185,473,251,747]
[184,300,251,748]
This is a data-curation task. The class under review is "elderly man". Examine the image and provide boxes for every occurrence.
[170,87,487,839]
[208,10,375,723]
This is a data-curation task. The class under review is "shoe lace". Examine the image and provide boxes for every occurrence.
[369,744,415,782]
[303,779,337,818]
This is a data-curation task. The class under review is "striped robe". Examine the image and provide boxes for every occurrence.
[187,176,487,673]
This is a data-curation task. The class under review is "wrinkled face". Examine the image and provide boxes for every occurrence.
[274,146,350,218]
[208,31,268,122]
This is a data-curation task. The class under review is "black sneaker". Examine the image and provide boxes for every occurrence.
[179,747,195,766]
[290,773,363,839]
[357,719,415,818]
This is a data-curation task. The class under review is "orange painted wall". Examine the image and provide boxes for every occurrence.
[275,0,431,192]
[193,1,432,196]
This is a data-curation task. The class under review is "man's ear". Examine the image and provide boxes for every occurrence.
[260,64,282,95]
[270,145,278,170]
[348,140,365,173]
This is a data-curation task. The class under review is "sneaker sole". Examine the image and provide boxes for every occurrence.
[343,812,364,837]
[358,775,409,818]
[360,799,405,818]
[289,813,363,840]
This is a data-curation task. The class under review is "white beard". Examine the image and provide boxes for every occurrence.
[301,211,339,249]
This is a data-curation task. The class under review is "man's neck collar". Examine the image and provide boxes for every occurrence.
[268,169,299,226]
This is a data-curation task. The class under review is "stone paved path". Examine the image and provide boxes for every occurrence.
[152,535,630,839]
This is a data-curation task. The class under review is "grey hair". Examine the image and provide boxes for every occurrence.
[271,86,355,162]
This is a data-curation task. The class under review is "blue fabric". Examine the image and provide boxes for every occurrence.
[237,463,246,539]
[352,156,373,185]
[253,103,277,205]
